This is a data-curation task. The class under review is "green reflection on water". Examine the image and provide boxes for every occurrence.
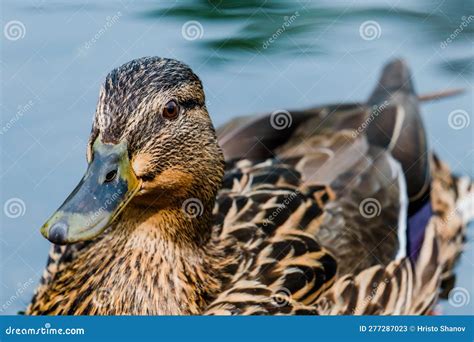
[138,0,473,74]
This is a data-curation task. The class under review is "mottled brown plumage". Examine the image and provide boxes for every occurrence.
[27,57,472,315]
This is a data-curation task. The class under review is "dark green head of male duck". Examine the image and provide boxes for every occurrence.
[41,57,225,244]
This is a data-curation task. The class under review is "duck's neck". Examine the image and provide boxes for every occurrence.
[31,205,223,315]
[101,205,221,314]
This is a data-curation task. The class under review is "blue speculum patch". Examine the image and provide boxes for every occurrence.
[407,200,433,262]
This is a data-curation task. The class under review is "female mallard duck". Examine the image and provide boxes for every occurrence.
[27,57,472,315]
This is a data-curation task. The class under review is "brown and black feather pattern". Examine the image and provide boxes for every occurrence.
[27,57,472,316]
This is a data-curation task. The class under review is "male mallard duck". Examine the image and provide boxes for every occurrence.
[27,57,472,315]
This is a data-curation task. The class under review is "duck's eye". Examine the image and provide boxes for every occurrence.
[162,100,180,120]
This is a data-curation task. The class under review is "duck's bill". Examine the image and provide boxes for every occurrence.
[40,139,141,245]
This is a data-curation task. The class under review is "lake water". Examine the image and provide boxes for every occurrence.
[1,0,472,315]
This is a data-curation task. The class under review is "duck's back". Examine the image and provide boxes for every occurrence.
[215,60,421,275]
[209,59,471,315]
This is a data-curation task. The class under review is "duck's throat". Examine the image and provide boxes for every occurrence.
[29,207,221,315]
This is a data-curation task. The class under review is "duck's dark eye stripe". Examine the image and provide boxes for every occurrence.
[141,173,156,182]
[180,98,203,110]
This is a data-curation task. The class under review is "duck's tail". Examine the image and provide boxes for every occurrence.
[366,59,430,209]
[315,155,472,315]
[366,58,472,301]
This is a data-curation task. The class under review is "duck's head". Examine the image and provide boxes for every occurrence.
[41,57,224,245]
